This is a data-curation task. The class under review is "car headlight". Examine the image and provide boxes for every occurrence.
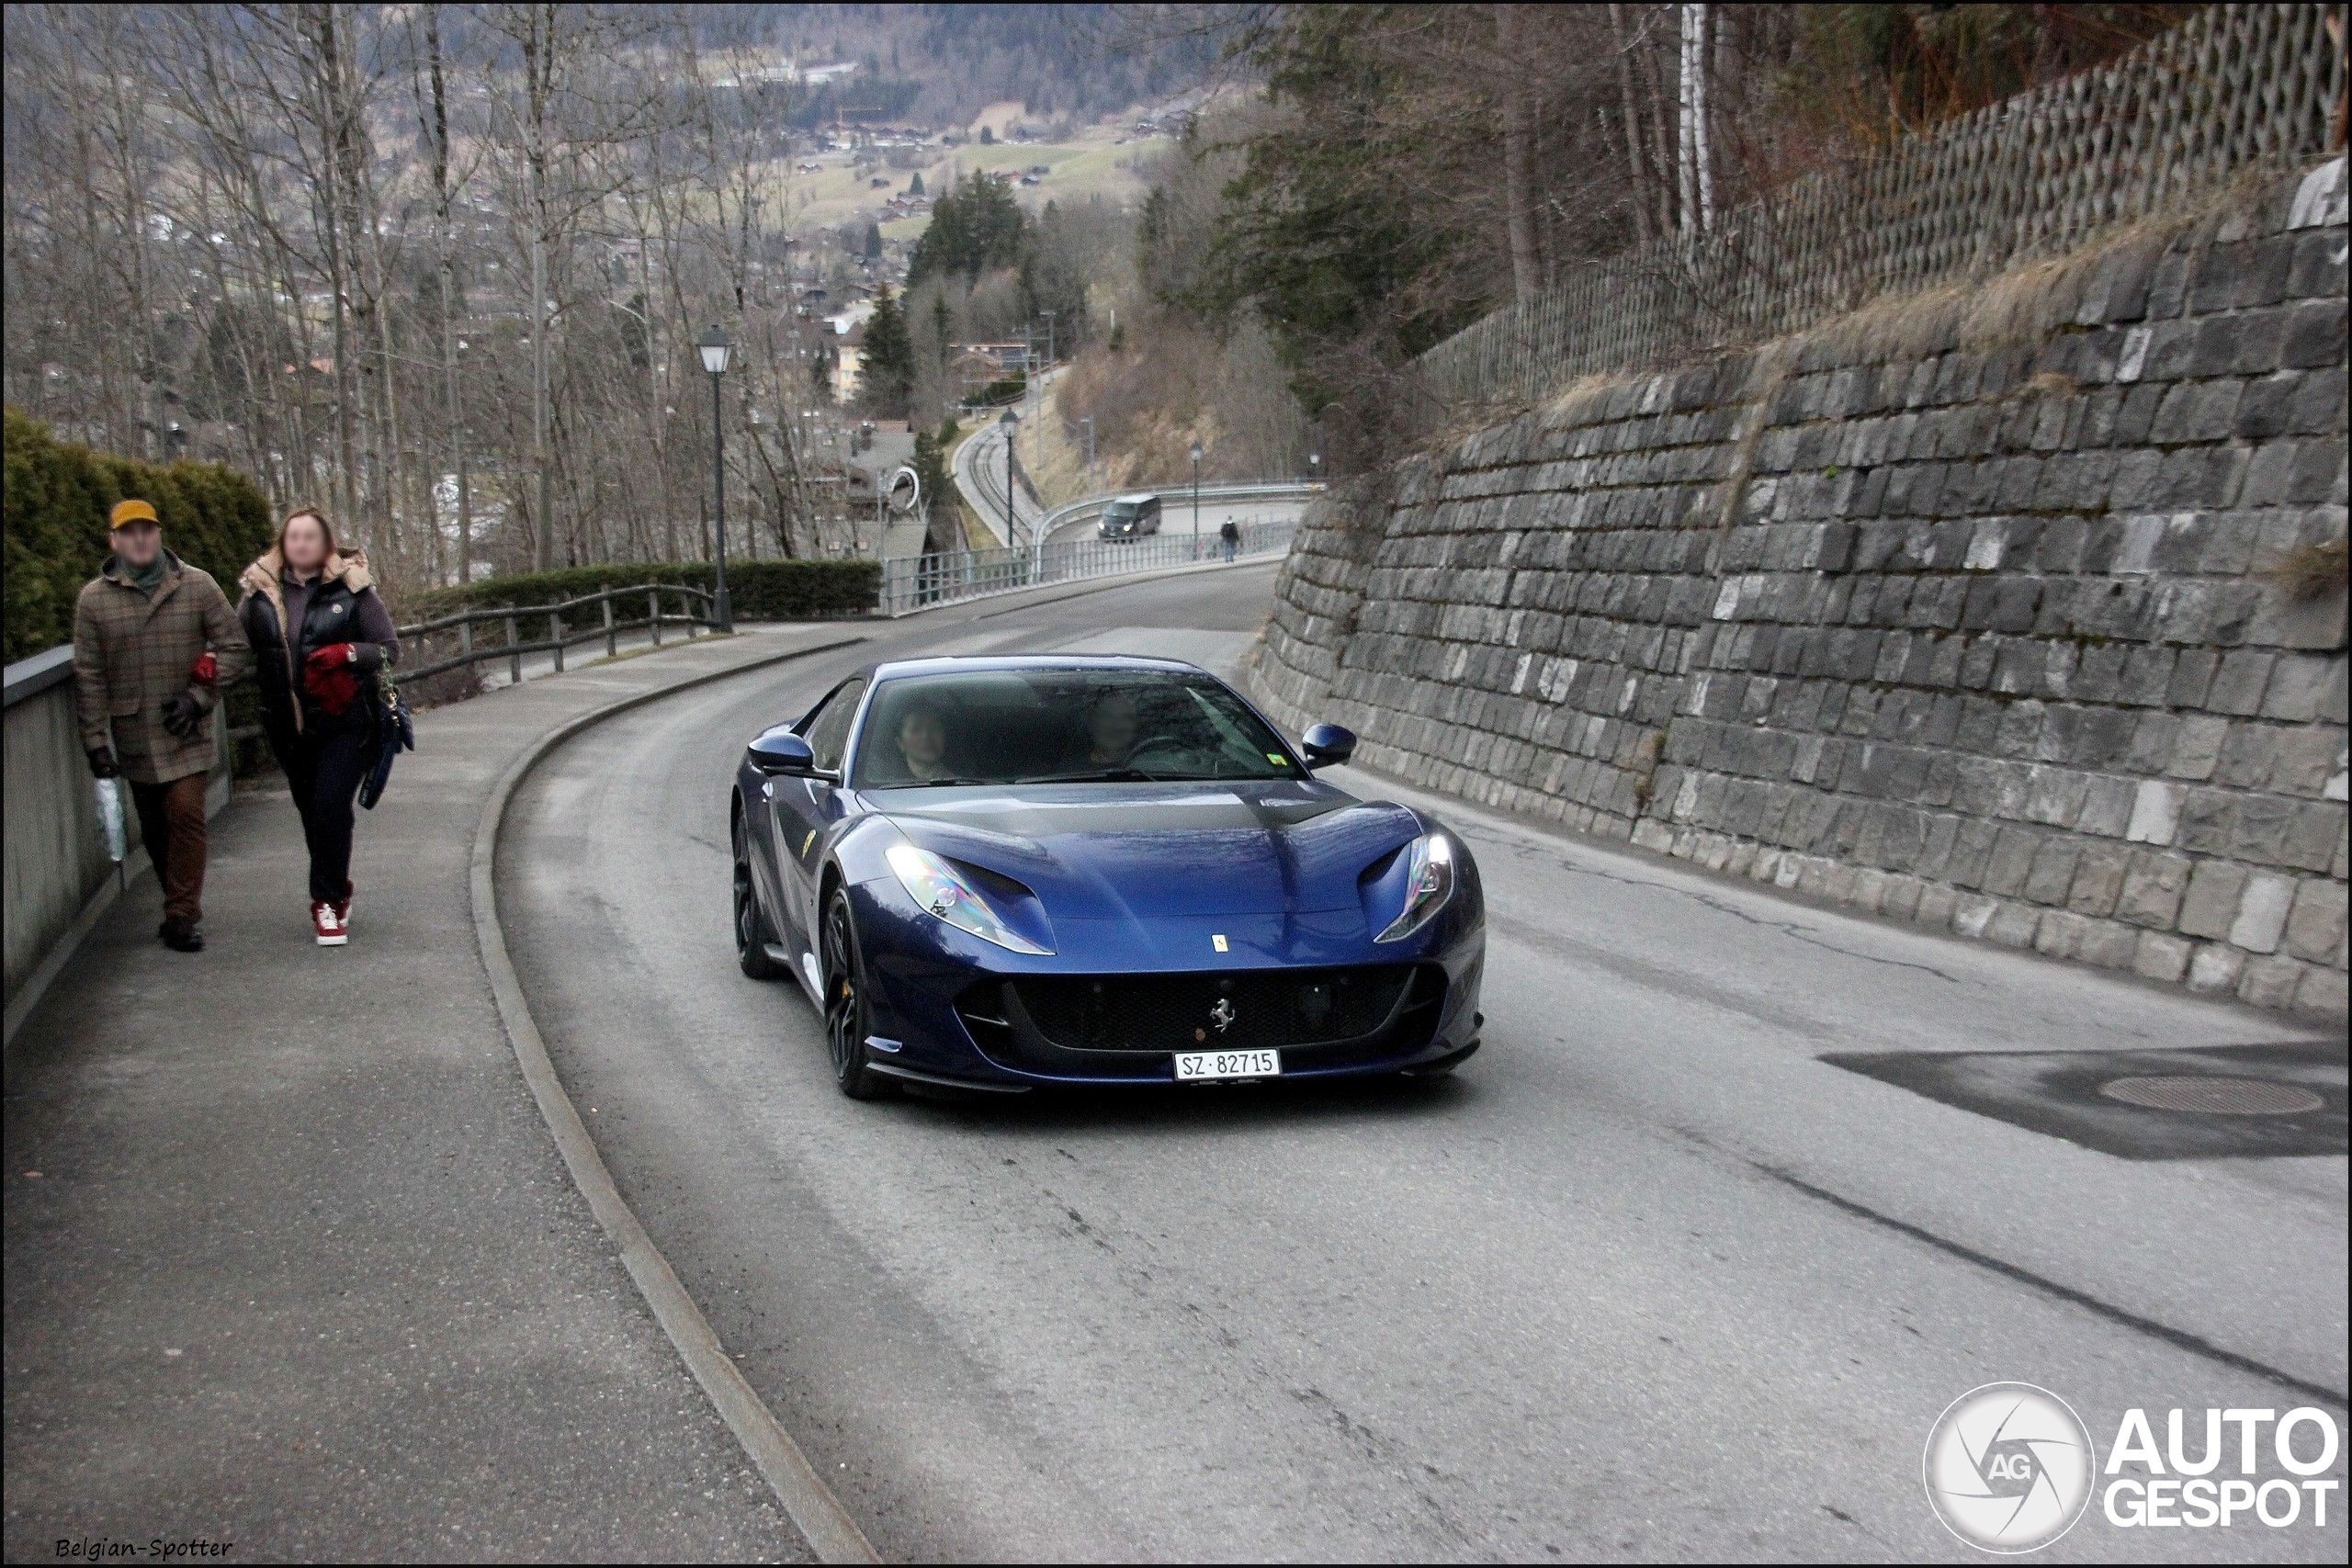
[886,843,1052,953]
[1374,832,1454,942]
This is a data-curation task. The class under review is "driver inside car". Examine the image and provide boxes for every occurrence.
[896,705,955,781]
[1084,689,1139,767]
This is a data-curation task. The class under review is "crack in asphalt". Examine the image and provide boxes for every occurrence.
[1486,911,1839,1042]
[1757,1163,2351,1411]
[1289,1386,1480,1556]
[1541,852,1972,986]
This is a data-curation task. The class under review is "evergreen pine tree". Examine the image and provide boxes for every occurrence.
[858,286,915,419]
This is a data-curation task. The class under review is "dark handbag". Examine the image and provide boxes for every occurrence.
[358,674,416,811]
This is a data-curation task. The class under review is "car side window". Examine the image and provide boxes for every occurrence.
[805,679,865,773]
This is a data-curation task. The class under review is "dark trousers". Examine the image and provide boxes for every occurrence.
[129,774,210,923]
[266,722,374,902]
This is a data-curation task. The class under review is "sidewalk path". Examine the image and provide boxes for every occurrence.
[4,625,857,1562]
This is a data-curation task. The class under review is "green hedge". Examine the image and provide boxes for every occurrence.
[4,407,276,663]
[408,557,882,623]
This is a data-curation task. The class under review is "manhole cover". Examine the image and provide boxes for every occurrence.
[2098,1076,2324,1115]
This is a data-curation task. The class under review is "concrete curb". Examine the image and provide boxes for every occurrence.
[469,636,882,1565]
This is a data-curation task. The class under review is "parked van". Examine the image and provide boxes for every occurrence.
[1097,494,1162,540]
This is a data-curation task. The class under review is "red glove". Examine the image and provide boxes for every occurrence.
[303,644,359,716]
[191,650,218,686]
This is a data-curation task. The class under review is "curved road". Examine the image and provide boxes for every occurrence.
[950,398,1308,550]
[950,416,1025,547]
[501,564,2346,1562]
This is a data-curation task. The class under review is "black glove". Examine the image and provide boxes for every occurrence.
[162,694,206,740]
[88,747,119,779]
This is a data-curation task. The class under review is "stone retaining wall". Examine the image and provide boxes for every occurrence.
[1251,158,2348,1019]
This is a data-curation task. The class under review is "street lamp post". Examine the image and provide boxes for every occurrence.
[1190,439,1204,557]
[1308,451,1320,485]
[999,408,1020,549]
[698,324,734,633]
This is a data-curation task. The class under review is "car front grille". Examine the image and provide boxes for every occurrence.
[956,965,1445,1076]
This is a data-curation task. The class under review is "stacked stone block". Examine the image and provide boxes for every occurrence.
[1254,158,2347,1018]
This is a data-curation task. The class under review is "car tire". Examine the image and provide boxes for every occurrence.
[820,886,889,1100]
[733,811,786,981]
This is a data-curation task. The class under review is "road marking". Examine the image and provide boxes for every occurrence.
[472,635,882,1564]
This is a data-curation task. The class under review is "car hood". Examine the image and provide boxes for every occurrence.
[873,780,1419,919]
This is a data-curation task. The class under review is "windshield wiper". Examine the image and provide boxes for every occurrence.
[888,775,992,788]
[1011,767,1159,784]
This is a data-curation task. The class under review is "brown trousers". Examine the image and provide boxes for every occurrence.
[130,774,209,922]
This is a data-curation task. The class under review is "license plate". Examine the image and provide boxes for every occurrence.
[1173,1047,1281,1081]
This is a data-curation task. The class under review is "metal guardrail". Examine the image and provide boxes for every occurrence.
[397,581,718,684]
[877,517,1301,616]
[1034,481,1326,543]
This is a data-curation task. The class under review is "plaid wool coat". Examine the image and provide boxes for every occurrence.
[73,552,253,784]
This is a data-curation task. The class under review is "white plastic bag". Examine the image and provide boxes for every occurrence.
[94,776,127,863]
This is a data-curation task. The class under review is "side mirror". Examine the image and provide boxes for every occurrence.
[746,728,816,775]
[1300,722,1356,767]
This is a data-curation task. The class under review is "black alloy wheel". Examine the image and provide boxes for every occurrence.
[820,886,888,1100]
[733,811,785,981]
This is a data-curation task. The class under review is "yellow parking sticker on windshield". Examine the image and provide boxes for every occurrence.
[1267,753,1287,766]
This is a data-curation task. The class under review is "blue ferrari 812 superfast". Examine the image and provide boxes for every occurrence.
[729,656,1485,1098]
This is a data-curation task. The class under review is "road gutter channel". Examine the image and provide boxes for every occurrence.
[471,635,881,1565]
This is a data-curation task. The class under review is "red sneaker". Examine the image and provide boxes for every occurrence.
[311,899,348,947]
[335,880,354,929]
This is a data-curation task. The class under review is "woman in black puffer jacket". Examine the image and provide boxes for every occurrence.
[238,506,400,947]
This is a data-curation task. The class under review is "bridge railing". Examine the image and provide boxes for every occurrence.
[1030,481,1326,543]
[395,581,720,684]
[879,513,1304,616]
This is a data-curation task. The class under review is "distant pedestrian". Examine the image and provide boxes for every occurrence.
[73,498,252,953]
[1219,516,1239,561]
[238,507,400,947]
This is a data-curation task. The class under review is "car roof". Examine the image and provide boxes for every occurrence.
[860,653,1213,682]
[1108,492,1158,504]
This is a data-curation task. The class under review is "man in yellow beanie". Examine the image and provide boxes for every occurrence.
[73,498,251,951]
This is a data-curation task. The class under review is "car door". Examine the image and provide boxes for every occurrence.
[766,676,865,950]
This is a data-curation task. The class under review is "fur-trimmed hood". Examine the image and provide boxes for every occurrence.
[239,545,371,626]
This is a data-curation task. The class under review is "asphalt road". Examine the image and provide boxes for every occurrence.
[501,561,2346,1562]
[951,405,1035,546]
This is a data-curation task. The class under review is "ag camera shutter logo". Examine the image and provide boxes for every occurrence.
[1923,1382,2096,1552]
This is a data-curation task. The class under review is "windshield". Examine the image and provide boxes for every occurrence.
[852,667,1305,787]
[1102,502,1141,524]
